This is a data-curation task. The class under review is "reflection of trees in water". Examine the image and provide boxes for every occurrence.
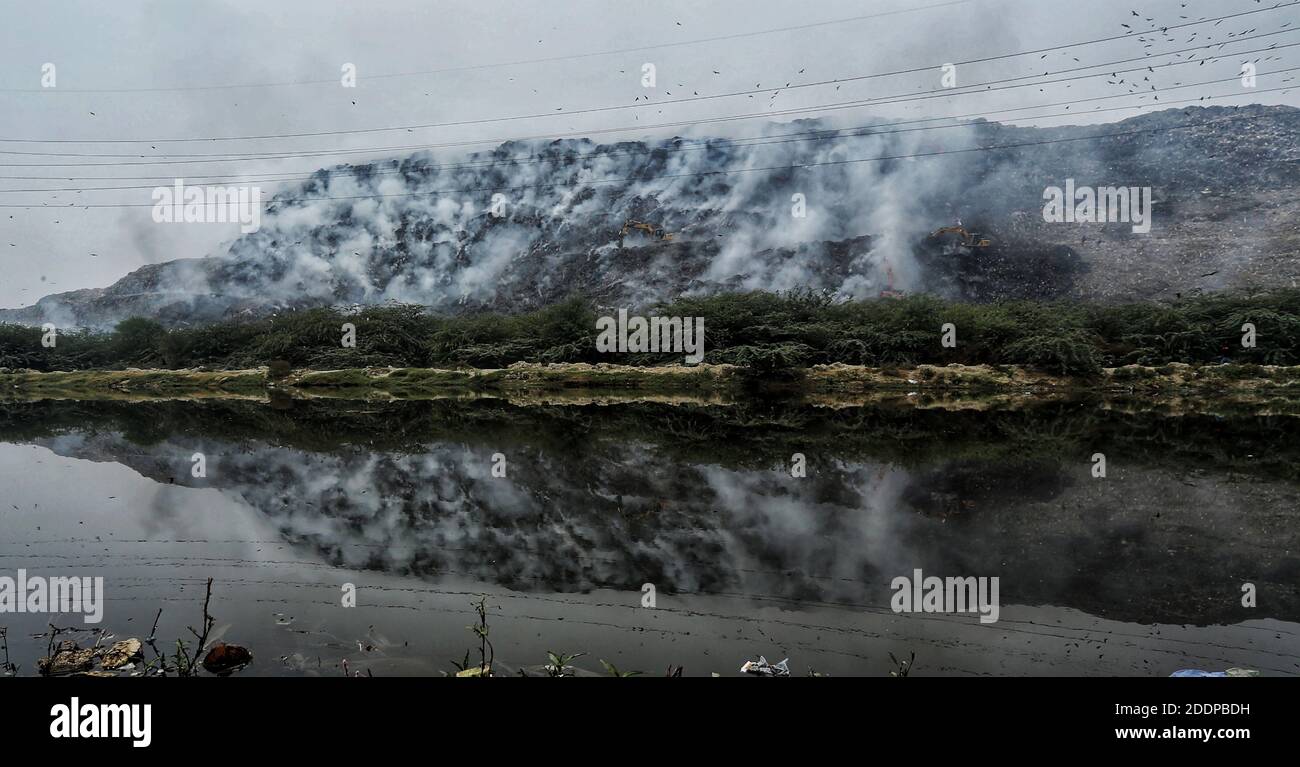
[7,398,1300,624]
[207,441,916,605]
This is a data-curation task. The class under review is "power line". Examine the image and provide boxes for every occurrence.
[5,43,1296,175]
[0,109,1280,209]
[0,0,976,94]
[1,79,1293,195]
[5,49,1297,187]
[2,1,1294,145]
[5,32,1294,164]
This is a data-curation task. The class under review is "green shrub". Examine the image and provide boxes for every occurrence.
[6,287,1300,376]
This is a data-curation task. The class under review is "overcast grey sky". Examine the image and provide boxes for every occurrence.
[1,0,1296,309]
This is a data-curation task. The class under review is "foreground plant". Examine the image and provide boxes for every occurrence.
[545,651,586,677]
[599,659,642,677]
[890,651,916,678]
[451,596,494,677]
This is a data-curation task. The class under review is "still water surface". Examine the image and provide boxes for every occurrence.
[1,397,1297,676]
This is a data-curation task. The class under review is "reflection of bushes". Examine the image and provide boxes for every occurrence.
[4,397,1300,485]
[3,288,1300,376]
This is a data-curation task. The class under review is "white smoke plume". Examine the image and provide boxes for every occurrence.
[141,116,981,318]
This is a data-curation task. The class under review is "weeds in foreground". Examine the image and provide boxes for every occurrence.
[890,651,916,677]
[545,651,586,677]
[450,596,494,677]
[0,627,16,676]
[28,579,232,678]
[174,577,215,677]
[15,579,906,679]
[599,659,642,677]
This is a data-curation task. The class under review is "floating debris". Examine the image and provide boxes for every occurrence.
[1170,668,1261,677]
[455,665,490,678]
[38,641,96,676]
[100,638,143,670]
[202,643,253,676]
[740,656,790,677]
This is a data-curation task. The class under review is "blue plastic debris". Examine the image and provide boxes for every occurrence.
[1170,668,1260,677]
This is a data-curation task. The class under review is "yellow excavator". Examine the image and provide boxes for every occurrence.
[929,225,991,249]
[618,219,674,247]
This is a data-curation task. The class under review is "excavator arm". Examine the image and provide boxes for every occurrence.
[619,220,674,245]
[929,225,990,248]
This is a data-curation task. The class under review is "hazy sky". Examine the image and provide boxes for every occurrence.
[1,0,1296,309]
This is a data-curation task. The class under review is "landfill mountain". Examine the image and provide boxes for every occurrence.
[4,105,1298,329]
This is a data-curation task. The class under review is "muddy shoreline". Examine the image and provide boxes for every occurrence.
[4,362,1300,406]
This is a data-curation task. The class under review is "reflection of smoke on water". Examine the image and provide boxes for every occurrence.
[31,432,916,605]
[702,462,916,602]
[22,411,1300,626]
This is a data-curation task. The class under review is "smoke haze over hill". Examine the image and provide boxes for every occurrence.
[3,105,1299,329]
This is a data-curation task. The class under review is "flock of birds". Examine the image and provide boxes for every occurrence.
[614,5,1296,117]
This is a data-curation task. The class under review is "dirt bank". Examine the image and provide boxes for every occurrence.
[3,361,1300,406]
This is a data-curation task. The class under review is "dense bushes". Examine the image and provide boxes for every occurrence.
[2,289,1298,377]
[0,323,112,370]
